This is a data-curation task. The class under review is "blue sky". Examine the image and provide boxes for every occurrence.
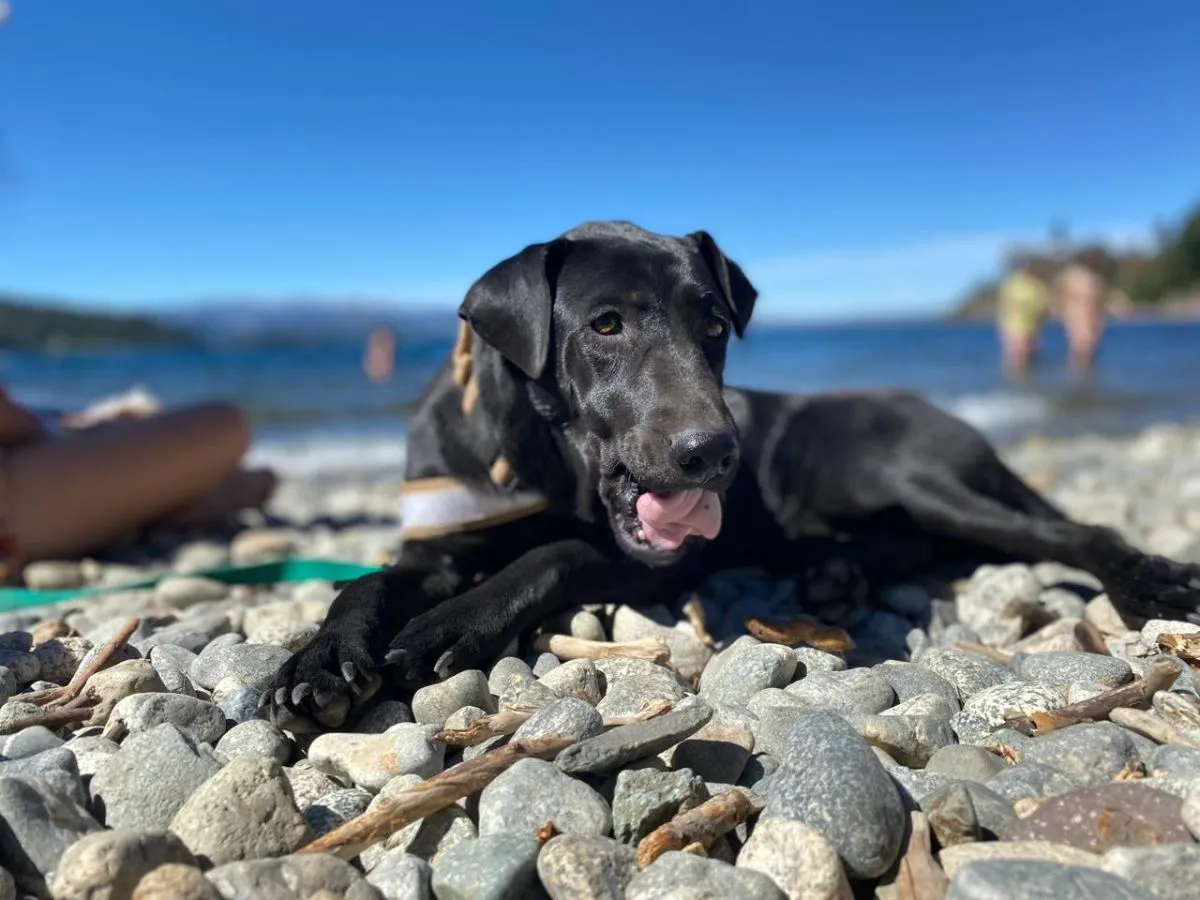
[1,1,1197,321]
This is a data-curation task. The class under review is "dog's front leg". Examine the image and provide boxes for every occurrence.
[266,555,458,730]
[384,538,628,686]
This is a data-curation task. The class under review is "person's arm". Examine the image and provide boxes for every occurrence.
[0,388,50,446]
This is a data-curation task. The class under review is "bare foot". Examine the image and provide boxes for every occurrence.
[159,468,277,529]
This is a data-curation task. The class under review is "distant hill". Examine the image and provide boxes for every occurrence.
[949,202,1200,319]
[158,298,457,346]
[0,293,193,351]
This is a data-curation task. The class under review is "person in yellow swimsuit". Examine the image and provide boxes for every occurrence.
[996,263,1051,376]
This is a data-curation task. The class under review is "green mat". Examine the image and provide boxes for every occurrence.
[0,558,382,613]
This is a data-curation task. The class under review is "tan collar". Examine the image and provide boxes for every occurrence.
[397,322,546,541]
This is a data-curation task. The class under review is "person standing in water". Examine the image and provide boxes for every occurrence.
[1056,257,1107,375]
[363,325,397,384]
[996,260,1051,376]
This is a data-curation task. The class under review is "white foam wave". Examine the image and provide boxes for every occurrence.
[944,392,1052,433]
[246,434,408,478]
[247,390,1050,478]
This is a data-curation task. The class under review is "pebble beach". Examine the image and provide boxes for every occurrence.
[2,422,1200,900]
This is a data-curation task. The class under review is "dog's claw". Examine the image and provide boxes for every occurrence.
[341,661,358,683]
[434,650,457,681]
[384,647,407,666]
[290,683,313,707]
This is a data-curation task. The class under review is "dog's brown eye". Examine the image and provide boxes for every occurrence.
[705,317,727,339]
[592,313,623,336]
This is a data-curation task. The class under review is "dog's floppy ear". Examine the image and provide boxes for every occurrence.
[687,230,758,337]
[458,238,571,379]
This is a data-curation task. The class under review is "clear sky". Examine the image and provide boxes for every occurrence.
[1,1,1197,320]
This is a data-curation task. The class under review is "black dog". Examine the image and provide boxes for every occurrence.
[268,221,1200,730]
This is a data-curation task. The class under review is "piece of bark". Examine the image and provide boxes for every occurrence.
[895,811,949,900]
[744,616,855,652]
[301,734,576,859]
[636,788,763,869]
[1157,633,1200,668]
[533,633,670,664]
[23,617,140,709]
[682,595,715,648]
[1005,659,1180,736]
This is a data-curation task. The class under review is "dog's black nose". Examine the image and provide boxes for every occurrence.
[671,430,738,481]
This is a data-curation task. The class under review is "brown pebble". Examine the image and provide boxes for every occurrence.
[1003,783,1194,853]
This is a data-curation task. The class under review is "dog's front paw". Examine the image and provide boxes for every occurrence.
[1108,555,1200,624]
[265,628,381,732]
[799,557,870,625]
[384,603,498,689]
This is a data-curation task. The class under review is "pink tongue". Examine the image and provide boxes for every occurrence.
[634,489,722,551]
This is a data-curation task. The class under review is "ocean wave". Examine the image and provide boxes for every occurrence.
[943,391,1053,433]
[246,433,408,477]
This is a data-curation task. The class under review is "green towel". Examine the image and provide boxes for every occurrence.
[0,558,381,613]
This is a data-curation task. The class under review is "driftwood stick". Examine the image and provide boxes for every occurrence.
[1074,620,1112,656]
[895,812,949,900]
[745,616,855,652]
[1111,707,1200,749]
[636,788,763,869]
[533,633,669,664]
[0,706,93,736]
[953,640,1013,665]
[301,734,576,859]
[682,595,715,648]
[434,709,536,748]
[1005,659,1180,737]
[24,617,139,710]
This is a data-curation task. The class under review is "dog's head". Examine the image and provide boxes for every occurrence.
[460,221,756,566]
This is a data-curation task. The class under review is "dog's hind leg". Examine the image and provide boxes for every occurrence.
[888,468,1200,623]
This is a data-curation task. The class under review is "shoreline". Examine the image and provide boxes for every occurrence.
[0,419,1198,897]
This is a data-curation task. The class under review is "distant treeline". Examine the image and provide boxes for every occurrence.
[952,203,1200,319]
[0,294,192,350]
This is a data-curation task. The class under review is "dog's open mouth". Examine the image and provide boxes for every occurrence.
[608,472,723,563]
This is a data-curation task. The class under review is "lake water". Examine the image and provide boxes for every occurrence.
[5,319,1199,476]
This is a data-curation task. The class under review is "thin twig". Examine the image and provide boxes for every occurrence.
[533,633,670,664]
[300,734,576,859]
[601,697,675,727]
[745,616,855,652]
[636,788,763,869]
[434,709,537,748]
[1112,707,1200,750]
[1004,659,1180,737]
[1074,620,1112,656]
[23,617,139,709]
[953,640,1013,665]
